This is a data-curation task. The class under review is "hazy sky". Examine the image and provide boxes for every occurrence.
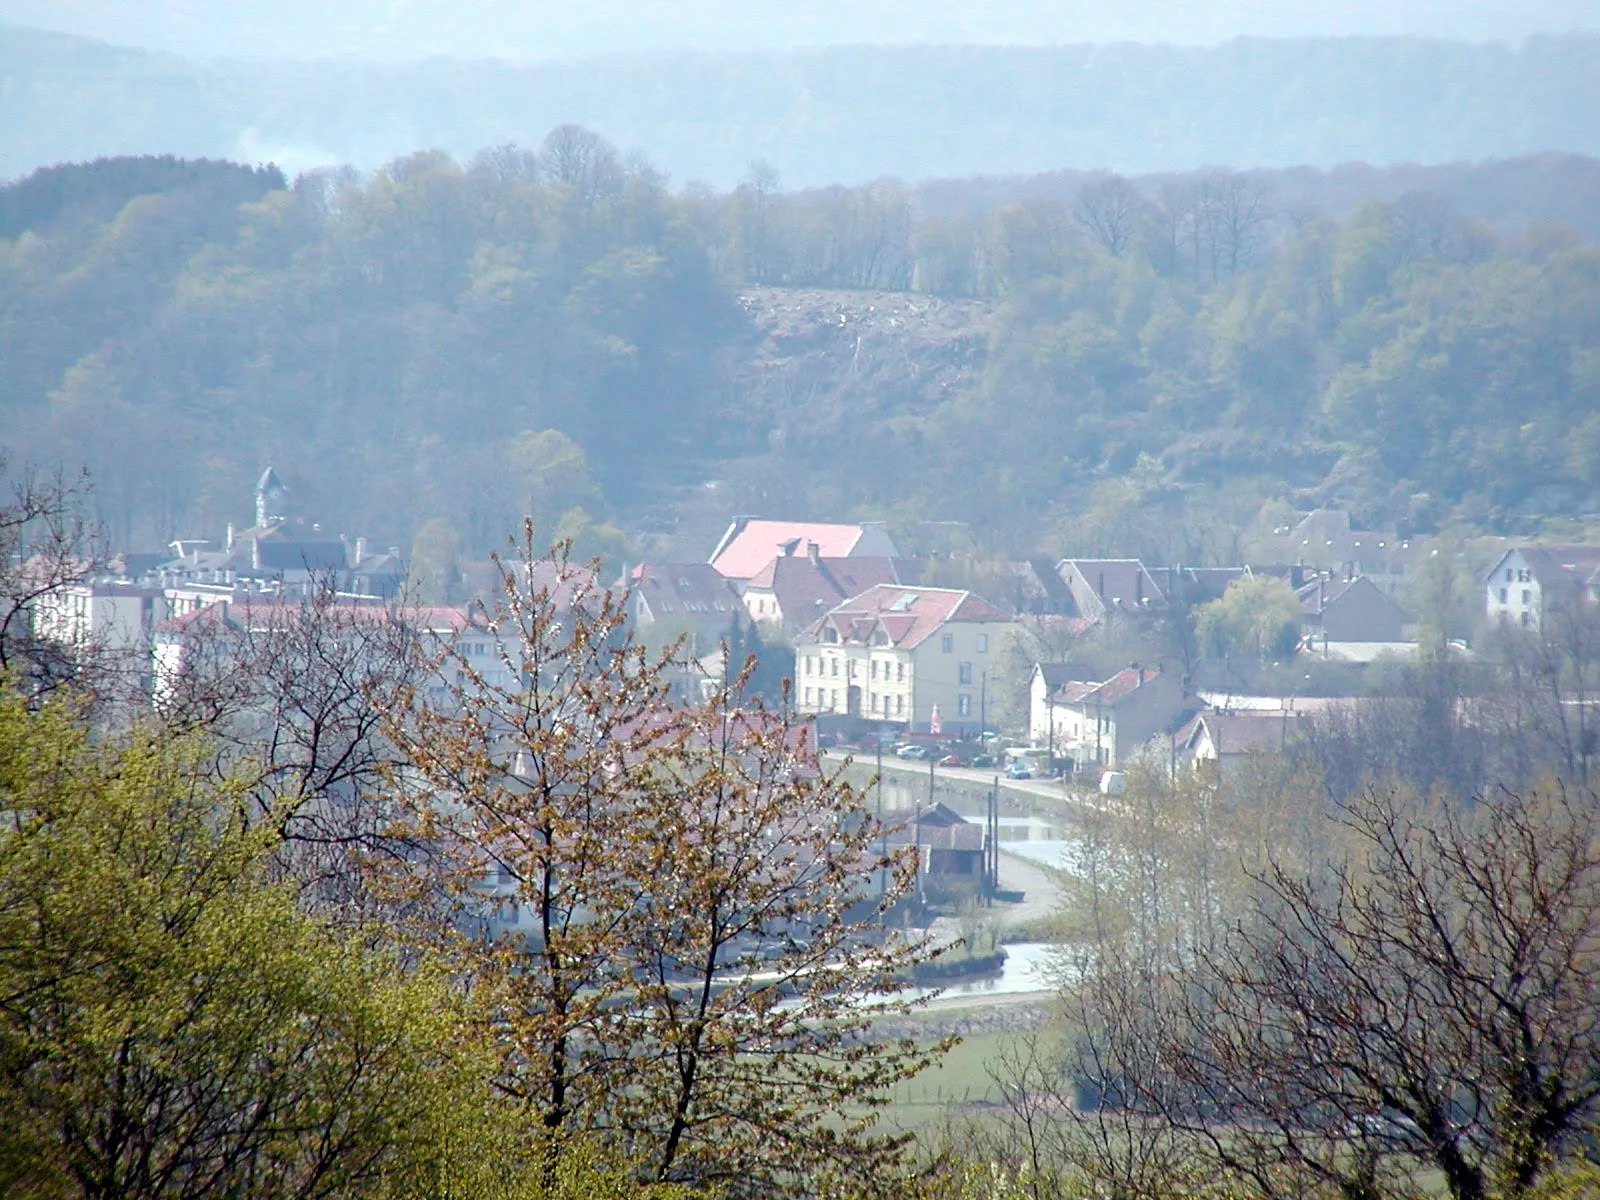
[5,0,1599,61]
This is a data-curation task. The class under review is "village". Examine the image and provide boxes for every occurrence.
[25,465,1600,920]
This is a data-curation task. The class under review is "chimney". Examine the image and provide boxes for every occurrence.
[782,537,800,557]
[1135,570,1143,604]
[226,522,234,551]
[1135,662,1145,686]
[1097,571,1105,598]
[355,536,369,564]
[807,541,821,566]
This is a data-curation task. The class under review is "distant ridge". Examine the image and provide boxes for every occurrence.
[3,24,1600,186]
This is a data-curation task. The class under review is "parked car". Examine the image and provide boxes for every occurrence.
[895,744,931,760]
[971,753,996,769]
[936,753,969,768]
[1005,761,1033,780]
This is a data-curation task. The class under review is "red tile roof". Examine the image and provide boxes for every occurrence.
[808,585,1010,650]
[1052,665,1164,708]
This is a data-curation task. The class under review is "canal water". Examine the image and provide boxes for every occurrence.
[871,772,1084,874]
[901,940,1062,1003]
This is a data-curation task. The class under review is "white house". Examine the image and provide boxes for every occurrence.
[32,581,163,661]
[1031,664,1185,769]
[1485,546,1600,632]
[739,543,900,635]
[794,585,1013,734]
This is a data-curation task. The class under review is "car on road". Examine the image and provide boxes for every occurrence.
[971,753,996,769]
[936,753,969,768]
[895,744,932,760]
[1004,761,1033,780]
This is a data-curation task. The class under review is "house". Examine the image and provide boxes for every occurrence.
[1262,509,1420,595]
[620,563,753,696]
[709,517,898,584]
[157,467,405,597]
[622,562,743,647]
[1484,546,1600,632]
[31,580,163,662]
[1027,663,1080,751]
[882,804,986,881]
[1176,708,1313,777]
[794,585,1013,733]
[993,559,1079,616]
[1296,574,1409,644]
[151,599,513,709]
[1056,559,1169,624]
[739,544,901,635]
[1160,565,1250,606]
[1032,664,1185,769]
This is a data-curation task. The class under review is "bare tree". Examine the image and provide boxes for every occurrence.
[155,581,425,922]
[0,460,116,700]
[1064,785,1600,1200]
[538,123,624,209]
[1075,174,1146,260]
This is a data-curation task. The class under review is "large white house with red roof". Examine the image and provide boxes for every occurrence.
[709,517,898,584]
[794,585,1013,734]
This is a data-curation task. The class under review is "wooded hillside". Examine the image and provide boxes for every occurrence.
[3,147,1598,560]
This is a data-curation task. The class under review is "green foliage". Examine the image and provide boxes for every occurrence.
[0,686,490,1198]
[1194,575,1302,661]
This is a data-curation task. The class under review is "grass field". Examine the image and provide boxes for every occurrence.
[879,1030,1018,1131]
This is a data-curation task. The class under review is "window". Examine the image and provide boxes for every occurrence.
[958,694,971,716]
[895,695,903,715]
[959,662,973,685]
[1507,568,1515,582]
[1499,588,1509,604]
[870,661,878,680]
[831,689,839,708]
[941,633,954,654]
[897,662,905,682]
[830,658,838,677]
[977,633,988,653]
[804,687,813,705]
[1522,590,1532,605]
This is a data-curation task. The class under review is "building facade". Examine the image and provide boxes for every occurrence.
[794,585,1013,734]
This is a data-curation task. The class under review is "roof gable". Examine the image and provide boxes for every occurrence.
[808,584,1009,649]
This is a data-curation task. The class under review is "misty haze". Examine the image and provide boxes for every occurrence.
[3,3,1600,1197]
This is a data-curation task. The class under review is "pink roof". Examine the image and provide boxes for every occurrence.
[711,520,869,580]
[809,585,1009,650]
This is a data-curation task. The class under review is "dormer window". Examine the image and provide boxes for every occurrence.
[823,627,838,644]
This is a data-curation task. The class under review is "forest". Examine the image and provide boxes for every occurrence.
[3,144,1599,567]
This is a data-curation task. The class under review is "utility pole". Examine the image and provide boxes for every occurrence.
[875,734,885,912]
[979,669,987,742]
